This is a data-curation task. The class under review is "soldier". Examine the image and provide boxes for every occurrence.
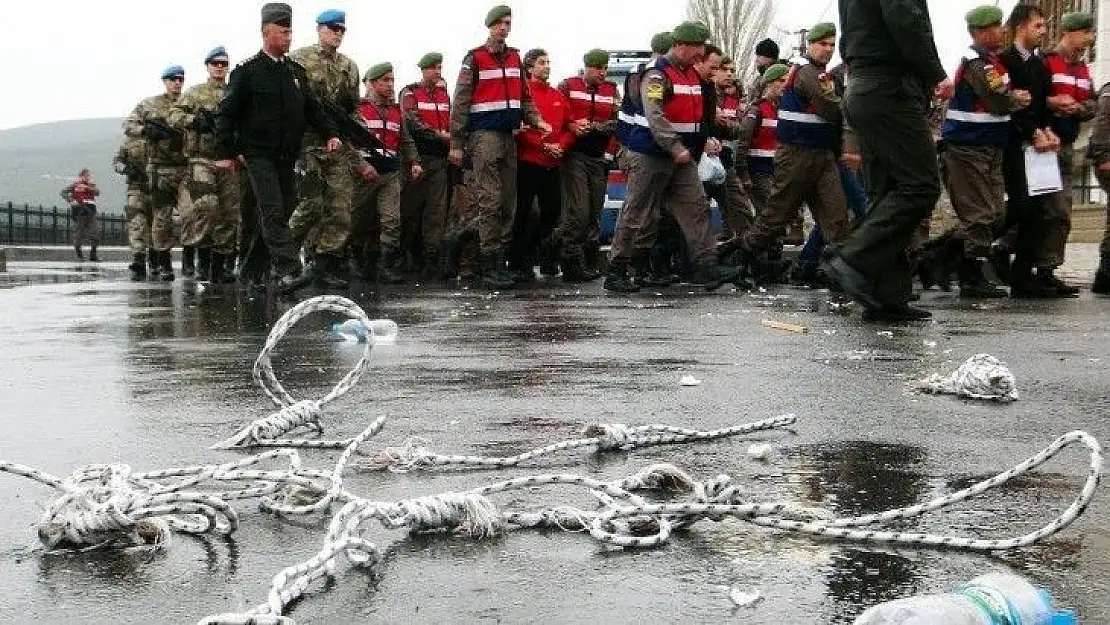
[123,64,189,281]
[1088,81,1110,294]
[213,2,342,291]
[112,137,150,279]
[606,21,738,293]
[60,169,100,262]
[399,52,452,280]
[1039,11,1097,297]
[829,0,951,321]
[699,45,751,251]
[349,63,423,284]
[931,6,1031,298]
[556,48,618,282]
[735,63,789,256]
[448,5,551,289]
[167,46,240,284]
[734,23,851,282]
[286,9,362,289]
[748,38,782,104]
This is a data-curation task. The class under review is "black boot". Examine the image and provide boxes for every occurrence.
[74,245,84,261]
[158,250,175,281]
[181,246,196,278]
[208,252,235,284]
[480,253,516,289]
[129,253,147,281]
[197,248,211,280]
[89,245,99,262]
[509,258,536,284]
[1093,257,1110,295]
[560,255,592,283]
[538,239,560,276]
[958,257,1008,298]
[603,259,640,293]
[1010,261,1055,298]
[632,250,671,288]
[315,254,350,290]
[148,251,158,276]
[377,249,405,285]
[989,244,1014,285]
[1037,266,1079,297]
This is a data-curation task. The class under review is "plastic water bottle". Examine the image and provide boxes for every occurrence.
[330,319,398,344]
[852,572,1076,625]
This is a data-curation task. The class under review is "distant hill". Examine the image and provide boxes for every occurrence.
[0,118,127,214]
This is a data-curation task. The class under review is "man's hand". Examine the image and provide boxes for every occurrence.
[325,137,343,152]
[1044,128,1062,150]
[1048,94,1077,112]
[360,164,378,181]
[215,159,237,171]
[571,119,590,136]
[1032,129,1056,153]
[448,148,464,167]
[1011,89,1032,109]
[933,77,955,101]
[841,152,862,171]
[704,138,722,156]
[535,120,553,136]
[674,149,692,164]
[543,143,564,160]
[411,163,424,180]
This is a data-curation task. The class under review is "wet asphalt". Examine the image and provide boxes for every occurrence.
[0,261,1107,625]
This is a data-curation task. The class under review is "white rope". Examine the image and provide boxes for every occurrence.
[213,296,388,449]
[916,354,1019,402]
[358,414,798,472]
[198,431,1102,623]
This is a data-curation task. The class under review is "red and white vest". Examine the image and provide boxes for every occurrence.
[622,56,703,155]
[747,99,779,173]
[1044,50,1093,144]
[562,75,618,156]
[358,100,403,154]
[467,45,524,132]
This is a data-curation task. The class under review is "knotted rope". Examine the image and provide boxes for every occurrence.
[917,353,1019,402]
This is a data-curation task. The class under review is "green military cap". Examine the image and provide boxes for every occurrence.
[672,20,711,44]
[364,62,393,81]
[807,22,836,42]
[965,5,1004,29]
[583,48,609,68]
[760,63,790,85]
[650,32,674,54]
[485,5,511,27]
[1061,12,1095,32]
[418,52,443,69]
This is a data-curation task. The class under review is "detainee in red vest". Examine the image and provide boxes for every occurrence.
[349,62,423,285]
[60,168,101,261]
[605,20,739,293]
[505,49,574,282]
[736,63,788,249]
[399,52,453,280]
[556,47,619,282]
[448,5,551,290]
[699,47,752,250]
[1039,11,1097,293]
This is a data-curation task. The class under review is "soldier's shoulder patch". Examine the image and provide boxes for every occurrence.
[817,72,836,94]
[985,66,1005,92]
[644,76,665,102]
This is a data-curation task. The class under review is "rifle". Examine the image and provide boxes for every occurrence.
[144,118,185,152]
[317,97,398,173]
[194,109,216,134]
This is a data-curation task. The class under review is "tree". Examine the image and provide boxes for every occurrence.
[687,0,775,90]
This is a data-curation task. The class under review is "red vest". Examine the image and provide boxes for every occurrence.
[358,100,402,153]
[467,45,524,131]
[749,99,779,159]
[71,181,95,204]
[717,91,742,121]
[1044,51,1092,144]
[407,83,451,132]
[660,62,702,136]
[562,76,618,122]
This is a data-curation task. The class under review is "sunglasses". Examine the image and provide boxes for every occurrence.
[166,76,185,82]
[208,60,229,68]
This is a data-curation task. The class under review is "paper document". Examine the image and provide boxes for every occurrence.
[1023,146,1063,196]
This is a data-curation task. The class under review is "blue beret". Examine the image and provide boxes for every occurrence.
[204,46,228,65]
[161,65,185,80]
[316,9,345,25]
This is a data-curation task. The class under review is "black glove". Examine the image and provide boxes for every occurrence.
[144,124,167,141]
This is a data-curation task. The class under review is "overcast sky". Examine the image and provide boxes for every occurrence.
[0,0,1017,131]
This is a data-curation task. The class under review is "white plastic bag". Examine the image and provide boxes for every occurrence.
[697,153,727,185]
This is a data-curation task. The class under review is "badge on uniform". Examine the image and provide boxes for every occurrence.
[644,78,665,102]
[985,67,1005,92]
[818,73,835,94]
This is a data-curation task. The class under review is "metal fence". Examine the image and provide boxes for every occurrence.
[0,202,128,246]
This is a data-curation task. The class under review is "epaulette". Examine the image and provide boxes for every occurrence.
[234,52,264,70]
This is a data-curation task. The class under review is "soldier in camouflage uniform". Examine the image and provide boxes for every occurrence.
[112,137,151,280]
[168,46,240,284]
[286,9,360,289]
[123,64,189,281]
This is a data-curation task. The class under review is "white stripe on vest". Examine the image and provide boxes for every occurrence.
[946,109,1010,123]
[762,118,778,128]
[470,99,522,113]
[748,149,777,158]
[417,102,450,111]
[778,110,833,125]
[568,90,615,104]
[477,67,521,80]
[672,84,701,95]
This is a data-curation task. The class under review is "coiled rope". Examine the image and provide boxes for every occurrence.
[917,353,1019,402]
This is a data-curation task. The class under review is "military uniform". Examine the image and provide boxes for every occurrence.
[702,81,752,245]
[1086,82,1110,294]
[112,137,151,277]
[736,63,788,259]
[168,49,240,283]
[287,34,360,260]
[450,8,544,287]
[123,84,188,280]
[60,178,100,259]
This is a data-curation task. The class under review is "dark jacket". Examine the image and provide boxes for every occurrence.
[214,50,338,160]
[998,45,1053,144]
[838,0,946,94]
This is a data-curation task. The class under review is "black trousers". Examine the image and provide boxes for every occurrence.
[243,155,299,276]
[1001,144,1046,272]
[840,72,941,306]
[508,163,561,268]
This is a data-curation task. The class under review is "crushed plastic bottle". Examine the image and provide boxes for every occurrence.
[330,319,398,344]
[852,572,1076,625]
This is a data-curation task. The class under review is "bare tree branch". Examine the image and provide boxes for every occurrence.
[687,0,775,93]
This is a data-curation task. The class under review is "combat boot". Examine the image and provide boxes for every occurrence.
[196,248,211,280]
[1037,266,1079,298]
[359,250,380,283]
[147,251,158,276]
[315,254,350,290]
[688,264,741,292]
[1093,257,1110,294]
[88,245,99,262]
[603,259,640,293]
[957,257,1008,298]
[377,248,405,285]
[74,245,84,261]
[1009,261,1055,298]
[480,253,515,289]
[560,255,597,283]
[181,246,196,278]
[538,239,560,277]
[989,244,1014,285]
[129,253,147,281]
[157,250,175,281]
[509,258,537,284]
[632,250,671,288]
[208,253,235,284]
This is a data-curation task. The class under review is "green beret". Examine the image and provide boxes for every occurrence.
[807,22,836,42]
[485,5,511,27]
[672,20,711,45]
[965,5,1004,29]
[760,63,790,86]
[583,48,609,68]
[650,32,674,54]
[1061,12,1095,32]
[364,62,393,82]
[418,52,443,69]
